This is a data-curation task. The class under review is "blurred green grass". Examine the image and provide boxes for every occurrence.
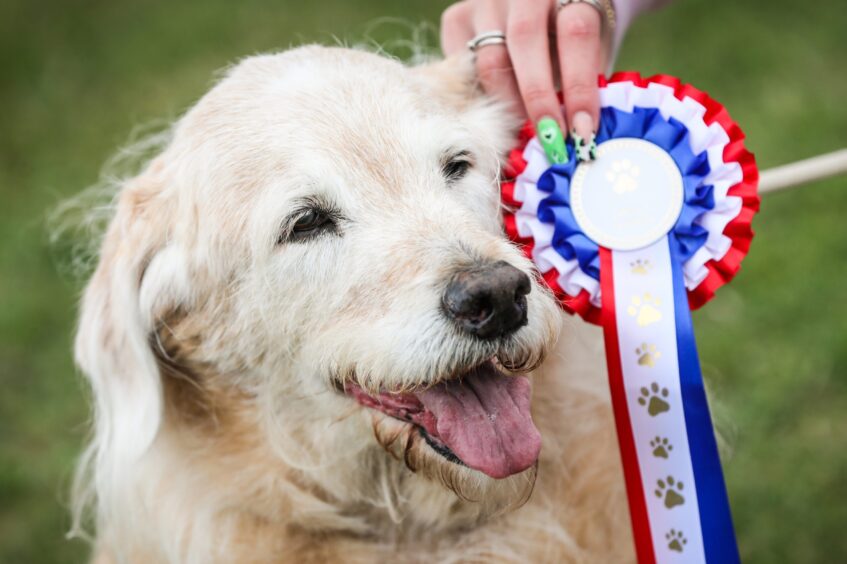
[1,0,845,562]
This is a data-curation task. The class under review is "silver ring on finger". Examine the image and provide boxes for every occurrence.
[467,30,507,52]
[557,0,616,30]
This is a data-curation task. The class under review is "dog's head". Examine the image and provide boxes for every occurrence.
[76,46,561,526]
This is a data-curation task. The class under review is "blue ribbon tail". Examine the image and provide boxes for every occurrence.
[669,237,741,564]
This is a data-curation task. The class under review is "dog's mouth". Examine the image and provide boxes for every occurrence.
[344,361,541,479]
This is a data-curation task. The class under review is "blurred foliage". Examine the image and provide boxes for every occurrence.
[0,0,845,562]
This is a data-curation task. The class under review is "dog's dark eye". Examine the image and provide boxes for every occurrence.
[442,152,473,183]
[279,207,337,244]
[293,209,331,233]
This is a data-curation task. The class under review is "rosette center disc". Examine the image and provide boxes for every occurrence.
[570,138,684,251]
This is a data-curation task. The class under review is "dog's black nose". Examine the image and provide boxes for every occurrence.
[443,261,531,339]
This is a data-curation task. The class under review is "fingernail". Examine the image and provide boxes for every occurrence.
[536,117,569,165]
[571,131,598,163]
[570,113,597,163]
[572,111,594,141]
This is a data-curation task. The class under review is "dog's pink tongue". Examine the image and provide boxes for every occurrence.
[417,366,541,479]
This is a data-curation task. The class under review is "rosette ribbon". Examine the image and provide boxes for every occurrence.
[502,73,759,563]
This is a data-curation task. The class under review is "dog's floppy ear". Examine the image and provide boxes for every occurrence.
[76,162,189,470]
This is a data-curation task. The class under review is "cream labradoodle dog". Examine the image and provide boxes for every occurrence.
[72,46,632,562]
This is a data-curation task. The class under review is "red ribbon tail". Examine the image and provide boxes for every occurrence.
[599,247,656,564]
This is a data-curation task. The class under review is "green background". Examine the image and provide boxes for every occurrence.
[1,0,845,562]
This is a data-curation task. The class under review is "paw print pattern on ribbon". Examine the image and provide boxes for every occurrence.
[627,293,662,327]
[606,159,640,194]
[650,436,673,458]
[638,382,670,416]
[630,258,652,275]
[655,475,685,508]
[636,343,661,367]
[666,529,687,552]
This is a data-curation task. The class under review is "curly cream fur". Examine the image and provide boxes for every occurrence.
[71,46,634,563]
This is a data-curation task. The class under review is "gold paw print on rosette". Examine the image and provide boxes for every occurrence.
[638,382,670,416]
[627,293,662,327]
[666,529,687,552]
[630,258,652,275]
[655,475,685,509]
[636,343,661,367]
[606,159,641,194]
[650,436,673,459]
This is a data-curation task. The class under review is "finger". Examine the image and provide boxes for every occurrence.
[441,1,473,55]
[470,0,524,117]
[475,46,525,118]
[506,1,562,126]
[556,3,602,141]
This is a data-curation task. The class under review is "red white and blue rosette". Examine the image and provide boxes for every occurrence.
[502,73,759,564]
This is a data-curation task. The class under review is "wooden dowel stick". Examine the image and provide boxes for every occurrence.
[759,148,847,194]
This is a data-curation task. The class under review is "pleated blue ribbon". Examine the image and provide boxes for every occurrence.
[535,106,716,282]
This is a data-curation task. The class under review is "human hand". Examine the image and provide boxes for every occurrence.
[441,0,613,154]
